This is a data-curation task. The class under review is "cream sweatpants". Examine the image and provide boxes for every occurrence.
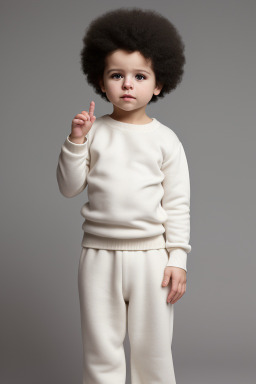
[78,247,176,384]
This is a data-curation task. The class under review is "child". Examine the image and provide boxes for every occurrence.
[56,7,191,384]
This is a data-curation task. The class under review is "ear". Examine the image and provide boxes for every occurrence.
[153,82,163,96]
[99,78,106,93]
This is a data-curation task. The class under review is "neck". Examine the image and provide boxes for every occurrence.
[110,107,151,124]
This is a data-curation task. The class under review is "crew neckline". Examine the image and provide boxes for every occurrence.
[103,114,159,131]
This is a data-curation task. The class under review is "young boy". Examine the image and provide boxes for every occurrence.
[56,8,191,384]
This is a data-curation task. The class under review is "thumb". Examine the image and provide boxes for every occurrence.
[162,267,172,286]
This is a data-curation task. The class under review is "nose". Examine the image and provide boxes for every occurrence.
[122,76,133,90]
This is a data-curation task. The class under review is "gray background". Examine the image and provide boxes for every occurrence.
[1,0,255,383]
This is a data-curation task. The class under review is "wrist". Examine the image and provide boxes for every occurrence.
[68,135,87,144]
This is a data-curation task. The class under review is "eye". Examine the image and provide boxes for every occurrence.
[110,73,146,80]
[136,74,146,80]
[110,73,123,79]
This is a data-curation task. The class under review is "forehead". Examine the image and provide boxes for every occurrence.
[104,49,153,72]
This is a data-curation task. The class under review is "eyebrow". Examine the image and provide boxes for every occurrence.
[106,69,151,75]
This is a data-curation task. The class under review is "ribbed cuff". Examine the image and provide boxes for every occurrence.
[64,135,88,154]
[166,248,187,271]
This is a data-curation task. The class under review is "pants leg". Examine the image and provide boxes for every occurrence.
[78,247,127,384]
[78,247,176,384]
[124,249,176,384]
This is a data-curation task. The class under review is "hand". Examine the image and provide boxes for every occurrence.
[162,266,187,304]
[69,101,96,143]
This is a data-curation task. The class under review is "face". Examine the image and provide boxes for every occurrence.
[99,49,162,119]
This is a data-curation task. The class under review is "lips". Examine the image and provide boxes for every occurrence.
[121,95,135,99]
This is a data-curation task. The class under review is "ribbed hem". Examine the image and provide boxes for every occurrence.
[82,232,166,250]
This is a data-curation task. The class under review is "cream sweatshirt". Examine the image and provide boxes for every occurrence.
[56,114,191,271]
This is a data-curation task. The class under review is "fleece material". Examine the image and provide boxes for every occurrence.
[56,114,191,271]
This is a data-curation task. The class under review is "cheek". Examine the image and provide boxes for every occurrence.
[140,85,154,97]
[106,82,119,96]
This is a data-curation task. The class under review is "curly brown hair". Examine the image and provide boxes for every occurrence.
[80,7,186,104]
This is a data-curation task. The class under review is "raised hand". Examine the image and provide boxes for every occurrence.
[69,101,96,143]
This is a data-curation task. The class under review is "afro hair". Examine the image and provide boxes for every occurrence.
[80,7,186,104]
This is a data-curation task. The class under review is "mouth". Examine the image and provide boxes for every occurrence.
[121,95,135,99]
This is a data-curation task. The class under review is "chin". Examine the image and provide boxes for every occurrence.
[113,104,136,111]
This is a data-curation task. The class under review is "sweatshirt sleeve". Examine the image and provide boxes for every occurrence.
[56,135,90,198]
[161,139,192,271]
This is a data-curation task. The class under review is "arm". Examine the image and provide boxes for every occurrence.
[56,134,90,198]
[161,140,191,272]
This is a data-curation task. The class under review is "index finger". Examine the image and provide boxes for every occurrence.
[88,101,95,117]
